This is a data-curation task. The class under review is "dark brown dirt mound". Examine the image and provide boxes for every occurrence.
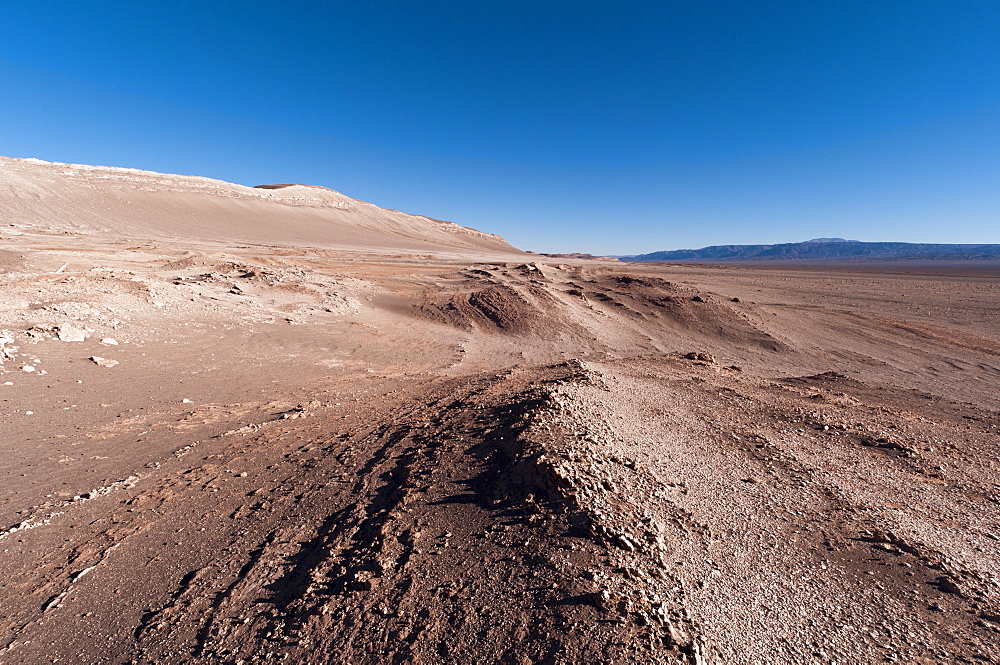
[582,274,786,352]
[417,285,543,334]
[468,285,539,332]
[24,364,696,665]
[412,267,785,361]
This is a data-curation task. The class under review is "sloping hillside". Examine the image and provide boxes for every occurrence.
[0,156,518,254]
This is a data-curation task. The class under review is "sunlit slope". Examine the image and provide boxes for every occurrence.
[0,156,517,253]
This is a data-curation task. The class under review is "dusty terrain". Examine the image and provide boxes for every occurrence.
[1,157,999,664]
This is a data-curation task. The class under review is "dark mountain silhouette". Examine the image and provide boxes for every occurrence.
[621,239,1000,262]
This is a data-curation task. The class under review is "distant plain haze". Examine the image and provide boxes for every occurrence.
[2,1,998,254]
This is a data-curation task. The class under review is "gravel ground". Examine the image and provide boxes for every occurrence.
[1,157,998,664]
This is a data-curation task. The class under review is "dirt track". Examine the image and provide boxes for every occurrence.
[2,158,999,664]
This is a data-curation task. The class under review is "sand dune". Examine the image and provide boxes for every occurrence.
[1,158,999,664]
[0,156,516,254]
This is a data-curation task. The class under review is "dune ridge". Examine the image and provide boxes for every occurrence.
[0,156,513,252]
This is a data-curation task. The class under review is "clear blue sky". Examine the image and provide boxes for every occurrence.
[2,1,998,253]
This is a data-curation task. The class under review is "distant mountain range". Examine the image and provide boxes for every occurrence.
[620,238,1000,262]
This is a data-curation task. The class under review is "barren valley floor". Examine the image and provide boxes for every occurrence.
[1,232,999,664]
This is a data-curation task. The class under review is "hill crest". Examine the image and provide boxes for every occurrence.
[0,156,514,254]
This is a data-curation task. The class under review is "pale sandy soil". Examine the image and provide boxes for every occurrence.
[1,157,999,664]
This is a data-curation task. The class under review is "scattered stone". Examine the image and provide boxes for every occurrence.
[70,566,96,582]
[89,356,118,368]
[101,338,119,345]
[21,365,36,372]
[41,591,66,612]
[57,324,89,342]
[25,325,53,339]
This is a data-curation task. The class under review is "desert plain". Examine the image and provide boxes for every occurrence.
[1,156,998,664]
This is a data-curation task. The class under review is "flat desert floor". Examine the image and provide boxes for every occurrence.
[1,159,999,664]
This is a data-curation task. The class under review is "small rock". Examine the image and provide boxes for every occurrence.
[70,566,96,582]
[182,398,192,403]
[42,591,67,612]
[89,356,118,368]
[101,338,119,345]
[21,365,35,372]
[25,326,53,339]
[56,325,88,342]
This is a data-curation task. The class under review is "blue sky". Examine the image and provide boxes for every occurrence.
[2,1,998,253]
